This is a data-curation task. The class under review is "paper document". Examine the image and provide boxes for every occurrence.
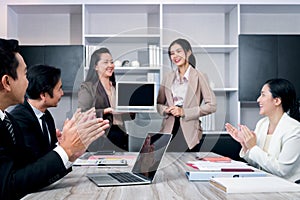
[209,176,300,193]
[73,152,131,167]
[73,158,128,167]
[199,156,231,163]
[185,160,266,181]
[187,160,256,171]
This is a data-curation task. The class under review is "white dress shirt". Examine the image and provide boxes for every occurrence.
[171,65,191,107]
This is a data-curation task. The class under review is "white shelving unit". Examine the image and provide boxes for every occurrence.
[6,4,82,45]
[162,4,239,132]
[83,4,161,74]
[2,0,300,132]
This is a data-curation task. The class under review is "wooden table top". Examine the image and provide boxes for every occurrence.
[22,152,300,200]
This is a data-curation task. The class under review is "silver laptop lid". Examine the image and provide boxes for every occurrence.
[131,132,172,181]
[115,81,157,112]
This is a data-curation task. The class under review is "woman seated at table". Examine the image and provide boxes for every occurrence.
[225,78,300,183]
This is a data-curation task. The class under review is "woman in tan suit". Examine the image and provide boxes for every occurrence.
[157,38,217,152]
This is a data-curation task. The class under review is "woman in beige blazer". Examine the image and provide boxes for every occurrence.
[157,38,217,152]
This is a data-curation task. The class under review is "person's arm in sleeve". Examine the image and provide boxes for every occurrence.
[183,72,216,121]
[247,127,300,177]
[156,78,169,117]
[78,82,94,112]
[1,108,110,199]
[78,82,105,117]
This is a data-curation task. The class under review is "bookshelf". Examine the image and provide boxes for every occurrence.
[3,0,300,133]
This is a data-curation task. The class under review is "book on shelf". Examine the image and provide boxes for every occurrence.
[156,45,160,66]
[200,113,216,131]
[147,72,159,83]
[148,44,161,67]
[209,176,300,193]
[86,45,100,68]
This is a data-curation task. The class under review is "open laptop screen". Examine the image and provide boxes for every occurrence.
[116,82,156,110]
[132,133,171,180]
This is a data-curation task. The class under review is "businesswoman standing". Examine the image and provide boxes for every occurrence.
[78,48,128,151]
[157,38,217,152]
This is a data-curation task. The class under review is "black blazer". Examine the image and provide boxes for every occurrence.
[9,99,58,159]
[0,112,70,200]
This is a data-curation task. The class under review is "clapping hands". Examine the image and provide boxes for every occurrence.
[58,108,110,162]
[225,123,257,152]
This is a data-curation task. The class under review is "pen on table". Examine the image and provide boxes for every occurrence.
[195,156,203,160]
[221,168,254,172]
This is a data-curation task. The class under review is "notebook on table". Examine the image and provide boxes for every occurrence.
[114,81,157,113]
[209,176,300,193]
[86,132,172,186]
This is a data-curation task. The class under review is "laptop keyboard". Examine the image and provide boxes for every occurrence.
[108,172,144,183]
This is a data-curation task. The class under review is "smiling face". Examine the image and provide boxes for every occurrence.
[257,84,280,116]
[44,79,64,108]
[95,53,114,79]
[169,43,189,68]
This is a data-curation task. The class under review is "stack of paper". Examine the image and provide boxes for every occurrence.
[73,152,134,167]
[186,160,266,181]
[199,156,231,163]
[209,176,300,193]
[187,160,255,171]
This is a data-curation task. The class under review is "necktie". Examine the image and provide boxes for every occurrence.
[4,115,16,144]
[40,114,50,145]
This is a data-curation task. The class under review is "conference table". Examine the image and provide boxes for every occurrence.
[22,152,300,200]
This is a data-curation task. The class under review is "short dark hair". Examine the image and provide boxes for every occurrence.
[26,64,61,99]
[0,39,20,80]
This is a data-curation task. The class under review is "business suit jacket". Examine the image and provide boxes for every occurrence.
[157,66,216,149]
[240,113,300,182]
[0,112,69,200]
[78,80,132,151]
[9,99,57,159]
[78,81,113,124]
[78,80,133,126]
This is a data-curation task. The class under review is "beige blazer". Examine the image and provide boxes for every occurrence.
[157,67,216,149]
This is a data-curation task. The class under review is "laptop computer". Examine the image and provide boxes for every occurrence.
[114,81,157,113]
[86,132,172,186]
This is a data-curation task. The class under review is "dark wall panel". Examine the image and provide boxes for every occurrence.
[239,35,277,101]
[239,35,300,102]
[20,45,84,92]
[20,46,45,67]
[277,36,300,99]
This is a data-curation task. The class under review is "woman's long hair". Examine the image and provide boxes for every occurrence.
[85,47,116,86]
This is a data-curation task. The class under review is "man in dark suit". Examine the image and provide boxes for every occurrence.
[10,65,63,159]
[0,38,110,200]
